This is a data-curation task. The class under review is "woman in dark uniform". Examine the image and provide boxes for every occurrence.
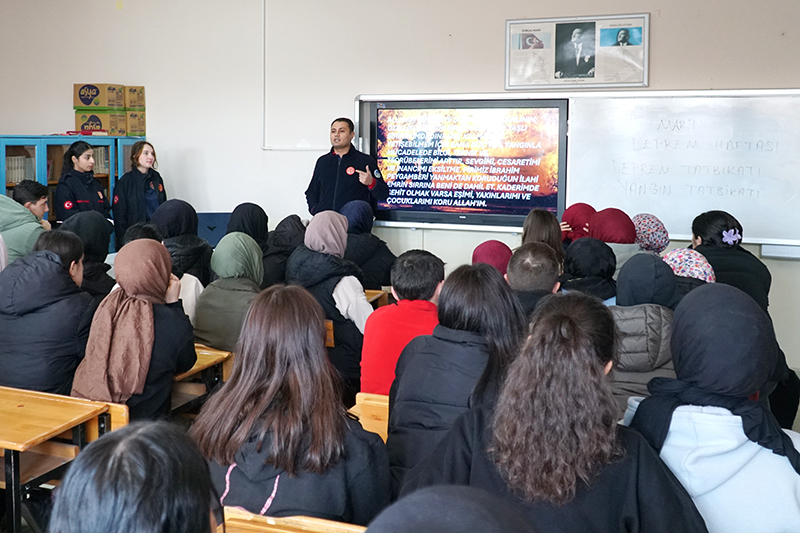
[55,141,111,223]
[112,141,167,250]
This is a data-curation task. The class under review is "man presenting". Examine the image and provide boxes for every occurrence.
[305,118,389,215]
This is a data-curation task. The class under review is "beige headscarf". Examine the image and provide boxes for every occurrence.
[72,239,172,403]
[304,211,348,259]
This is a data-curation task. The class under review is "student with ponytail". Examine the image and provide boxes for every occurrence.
[404,292,707,532]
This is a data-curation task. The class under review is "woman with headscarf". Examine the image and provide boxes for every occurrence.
[662,248,715,298]
[632,213,670,255]
[71,239,197,420]
[261,214,306,288]
[194,232,263,352]
[285,210,373,407]
[340,200,396,290]
[471,240,513,276]
[588,208,643,279]
[560,202,595,247]
[626,283,800,532]
[151,199,214,286]
[60,210,115,304]
[609,253,680,416]
[690,210,799,429]
[559,238,617,304]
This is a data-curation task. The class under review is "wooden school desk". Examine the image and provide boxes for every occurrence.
[0,386,109,533]
[222,506,366,533]
[171,344,232,416]
[364,289,389,308]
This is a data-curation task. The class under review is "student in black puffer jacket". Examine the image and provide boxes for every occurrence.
[151,199,214,286]
[340,200,396,290]
[0,231,96,395]
[387,263,527,499]
[262,214,306,288]
[609,253,680,417]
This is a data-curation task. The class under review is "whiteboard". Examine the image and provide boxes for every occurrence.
[567,91,800,244]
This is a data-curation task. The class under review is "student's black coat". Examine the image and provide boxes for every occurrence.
[207,418,389,525]
[126,301,196,420]
[261,214,306,288]
[112,168,167,250]
[693,244,771,313]
[285,245,364,380]
[0,251,96,395]
[404,406,709,533]
[343,233,396,290]
[387,325,489,498]
[163,234,214,286]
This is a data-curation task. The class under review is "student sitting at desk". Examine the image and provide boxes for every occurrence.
[0,230,95,395]
[340,200,396,290]
[60,210,115,305]
[361,249,444,395]
[194,232,263,352]
[191,285,389,525]
[151,199,214,287]
[285,210,373,408]
[71,239,196,420]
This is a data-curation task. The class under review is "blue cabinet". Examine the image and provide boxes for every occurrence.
[1,135,144,222]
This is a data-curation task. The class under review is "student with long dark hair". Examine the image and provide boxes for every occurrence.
[387,263,527,497]
[521,208,565,266]
[191,285,389,525]
[112,141,167,251]
[55,141,110,222]
[49,421,220,533]
[406,292,708,532]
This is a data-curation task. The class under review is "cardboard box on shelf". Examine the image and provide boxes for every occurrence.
[75,109,127,136]
[126,110,146,136]
[124,86,145,109]
[73,83,125,108]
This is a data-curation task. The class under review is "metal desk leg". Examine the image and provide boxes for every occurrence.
[5,449,21,533]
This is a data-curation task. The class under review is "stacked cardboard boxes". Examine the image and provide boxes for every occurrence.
[124,86,146,136]
[73,83,146,136]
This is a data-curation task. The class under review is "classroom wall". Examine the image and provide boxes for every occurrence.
[2,0,800,366]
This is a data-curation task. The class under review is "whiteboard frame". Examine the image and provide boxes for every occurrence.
[357,89,800,245]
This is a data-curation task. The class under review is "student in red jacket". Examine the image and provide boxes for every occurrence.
[360,250,445,395]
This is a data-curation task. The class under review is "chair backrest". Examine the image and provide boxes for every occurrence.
[349,392,389,442]
[325,320,334,348]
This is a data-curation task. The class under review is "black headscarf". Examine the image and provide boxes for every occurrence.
[227,202,269,251]
[559,238,617,301]
[616,253,680,309]
[340,200,374,234]
[150,199,198,239]
[60,210,111,263]
[630,283,800,475]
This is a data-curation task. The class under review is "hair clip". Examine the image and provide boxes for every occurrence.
[722,228,741,245]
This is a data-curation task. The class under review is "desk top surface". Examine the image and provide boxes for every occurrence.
[174,346,232,382]
[222,507,366,533]
[0,387,108,451]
